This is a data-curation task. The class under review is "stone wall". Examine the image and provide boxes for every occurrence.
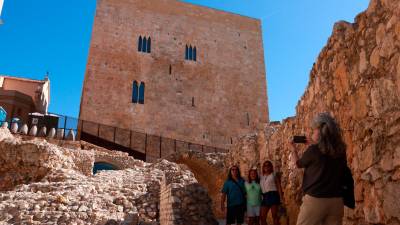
[0,131,94,191]
[168,150,227,219]
[228,0,400,224]
[0,128,218,225]
[159,176,218,225]
[80,0,269,150]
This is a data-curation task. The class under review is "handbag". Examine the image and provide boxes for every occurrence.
[342,166,355,209]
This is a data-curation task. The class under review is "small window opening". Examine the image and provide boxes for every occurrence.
[185,44,197,61]
[139,82,145,104]
[132,81,139,103]
[189,46,193,60]
[147,37,151,53]
[138,36,143,51]
[169,65,172,75]
[185,45,189,60]
[192,97,195,107]
[142,37,147,53]
[138,36,151,53]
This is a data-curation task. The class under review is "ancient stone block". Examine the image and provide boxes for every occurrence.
[382,182,400,221]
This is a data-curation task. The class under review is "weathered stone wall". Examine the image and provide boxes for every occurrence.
[80,0,269,151]
[168,150,227,219]
[0,128,218,225]
[159,175,218,225]
[0,131,94,191]
[228,0,400,224]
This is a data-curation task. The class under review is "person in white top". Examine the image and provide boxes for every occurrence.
[259,160,283,225]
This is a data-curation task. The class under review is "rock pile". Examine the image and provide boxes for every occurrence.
[0,128,216,225]
[228,0,400,224]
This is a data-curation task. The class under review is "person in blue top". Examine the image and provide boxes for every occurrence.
[221,165,246,225]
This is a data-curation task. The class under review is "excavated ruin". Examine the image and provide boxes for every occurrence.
[0,0,399,225]
[0,128,218,225]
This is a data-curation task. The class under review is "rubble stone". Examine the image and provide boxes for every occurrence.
[0,128,217,225]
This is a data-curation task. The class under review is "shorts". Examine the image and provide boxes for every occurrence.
[227,205,245,224]
[247,205,260,217]
[261,191,281,207]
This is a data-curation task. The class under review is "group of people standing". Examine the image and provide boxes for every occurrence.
[221,160,283,225]
[221,113,351,225]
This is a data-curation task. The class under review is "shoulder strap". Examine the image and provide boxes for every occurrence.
[232,179,246,199]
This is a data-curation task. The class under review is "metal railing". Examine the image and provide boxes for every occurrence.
[2,113,229,161]
[78,119,230,161]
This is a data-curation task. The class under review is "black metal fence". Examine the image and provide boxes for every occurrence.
[2,113,229,161]
[78,119,230,161]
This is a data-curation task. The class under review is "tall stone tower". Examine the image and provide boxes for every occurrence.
[79,0,269,156]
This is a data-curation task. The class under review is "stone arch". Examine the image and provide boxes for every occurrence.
[168,151,227,219]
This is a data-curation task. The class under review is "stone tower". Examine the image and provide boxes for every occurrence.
[79,0,269,157]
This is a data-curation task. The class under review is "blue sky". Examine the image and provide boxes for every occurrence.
[0,0,369,121]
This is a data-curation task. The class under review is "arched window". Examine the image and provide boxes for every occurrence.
[185,44,197,61]
[139,82,145,104]
[138,36,143,52]
[132,81,139,103]
[189,46,193,60]
[142,37,147,53]
[193,47,197,61]
[147,37,151,53]
[185,45,189,60]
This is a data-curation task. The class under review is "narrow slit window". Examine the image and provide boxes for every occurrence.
[193,47,197,61]
[132,81,139,103]
[192,97,195,107]
[185,45,189,60]
[189,46,193,60]
[138,36,143,52]
[139,82,145,104]
[142,37,147,53]
[169,65,172,75]
[147,37,151,53]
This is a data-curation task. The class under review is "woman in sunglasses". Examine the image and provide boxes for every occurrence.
[221,165,246,225]
[260,161,283,225]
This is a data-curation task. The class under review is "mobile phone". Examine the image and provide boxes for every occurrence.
[293,135,307,143]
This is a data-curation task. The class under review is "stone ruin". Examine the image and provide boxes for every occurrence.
[226,0,400,224]
[0,0,399,224]
[0,127,218,225]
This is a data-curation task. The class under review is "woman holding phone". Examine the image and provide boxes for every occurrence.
[291,113,347,225]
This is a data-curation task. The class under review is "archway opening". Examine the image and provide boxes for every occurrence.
[93,162,117,174]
